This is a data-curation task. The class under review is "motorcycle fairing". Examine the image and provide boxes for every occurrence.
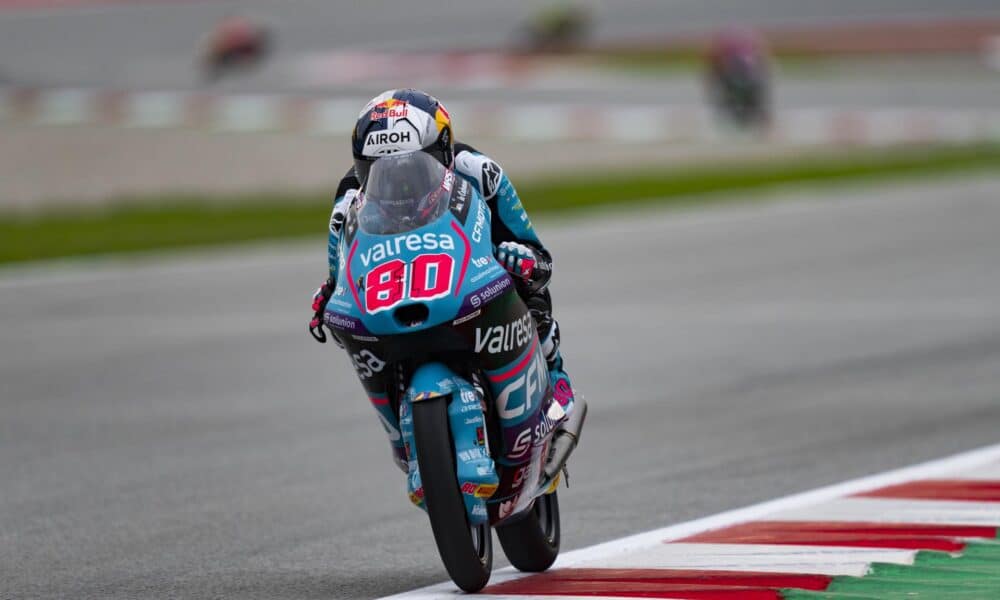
[400,362,498,525]
[325,175,563,525]
[327,176,502,337]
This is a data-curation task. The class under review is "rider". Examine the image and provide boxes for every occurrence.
[705,28,771,127]
[309,89,577,468]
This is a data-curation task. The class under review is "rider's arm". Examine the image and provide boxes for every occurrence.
[328,168,361,280]
[454,143,552,291]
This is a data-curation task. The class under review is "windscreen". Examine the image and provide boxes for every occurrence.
[358,152,452,235]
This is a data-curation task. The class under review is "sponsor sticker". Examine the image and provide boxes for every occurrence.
[351,349,386,379]
[471,197,487,243]
[498,497,517,519]
[359,232,455,267]
[496,345,548,421]
[465,276,512,310]
[452,309,481,326]
[511,465,528,490]
[481,160,502,198]
[461,482,498,498]
[508,427,532,459]
[458,448,488,462]
[370,100,409,120]
[475,313,533,355]
[324,312,356,330]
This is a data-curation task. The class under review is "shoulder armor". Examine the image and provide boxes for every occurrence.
[455,150,503,200]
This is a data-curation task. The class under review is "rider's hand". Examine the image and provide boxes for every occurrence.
[309,278,336,344]
[495,241,540,280]
[495,241,552,293]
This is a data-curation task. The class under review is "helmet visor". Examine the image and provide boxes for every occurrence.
[359,151,452,235]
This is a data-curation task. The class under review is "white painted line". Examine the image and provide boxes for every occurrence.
[507,104,573,141]
[310,98,359,136]
[6,84,1000,145]
[35,88,94,125]
[953,463,1000,480]
[777,108,835,145]
[213,95,281,132]
[126,91,185,128]
[587,543,916,576]
[768,497,1000,526]
[606,107,671,143]
[380,442,1000,600]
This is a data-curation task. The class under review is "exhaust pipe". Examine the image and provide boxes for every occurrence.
[542,398,587,483]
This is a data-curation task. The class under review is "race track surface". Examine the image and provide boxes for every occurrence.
[2,175,1000,598]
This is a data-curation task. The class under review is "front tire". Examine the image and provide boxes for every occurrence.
[496,490,560,572]
[412,396,492,592]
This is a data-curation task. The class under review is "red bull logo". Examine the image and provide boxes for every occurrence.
[371,98,409,119]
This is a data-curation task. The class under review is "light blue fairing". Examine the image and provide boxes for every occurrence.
[325,177,502,336]
[399,363,498,525]
[325,171,513,525]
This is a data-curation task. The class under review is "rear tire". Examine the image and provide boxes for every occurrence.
[412,396,493,592]
[496,490,560,572]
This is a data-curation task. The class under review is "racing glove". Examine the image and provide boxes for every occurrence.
[495,241,552,293]
[309,278,340,345]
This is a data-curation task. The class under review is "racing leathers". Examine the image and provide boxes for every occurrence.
[314,143,576,471]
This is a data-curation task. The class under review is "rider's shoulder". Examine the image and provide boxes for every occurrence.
[454,142,504,200]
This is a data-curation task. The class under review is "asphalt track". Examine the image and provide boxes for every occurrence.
[2,175,1000,599]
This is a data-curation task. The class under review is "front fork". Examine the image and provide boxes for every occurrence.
[399,362,499,526]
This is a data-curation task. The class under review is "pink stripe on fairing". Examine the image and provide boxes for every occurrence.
[449,220,471,296]
[345,239,362,311]
[855,479,1000,502]
[368,395,389,406]
[486,336,538,383]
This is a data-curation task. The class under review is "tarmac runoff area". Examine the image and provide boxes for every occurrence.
[1,175,1000,598]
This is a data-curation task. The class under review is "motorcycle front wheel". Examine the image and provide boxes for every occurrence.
[496,489,560,572]
[412,396,493,592]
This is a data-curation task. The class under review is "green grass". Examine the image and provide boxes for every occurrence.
[522,143,1000,212]
[2,143,999,266]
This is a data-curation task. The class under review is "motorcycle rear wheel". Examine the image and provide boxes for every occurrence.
[412,396,493,592]
[496,489,560,572]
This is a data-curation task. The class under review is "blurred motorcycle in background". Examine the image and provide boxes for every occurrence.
[705,29,772,129]
[200,15,272,82]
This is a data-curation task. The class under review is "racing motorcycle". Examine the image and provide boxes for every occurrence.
[315,151,586,592]
[706,32,772,129]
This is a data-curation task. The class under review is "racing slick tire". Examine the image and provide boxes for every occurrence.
[496,489,560,572]
[412,396,493,592]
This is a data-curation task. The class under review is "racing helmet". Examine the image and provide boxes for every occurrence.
[351,88,454,187]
